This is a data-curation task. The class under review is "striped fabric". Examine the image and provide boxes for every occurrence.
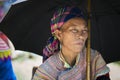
[0,38,9,50]
[0,31,11,60]
[33,48,110,80]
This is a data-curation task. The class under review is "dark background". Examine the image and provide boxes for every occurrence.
[0,0,120,63]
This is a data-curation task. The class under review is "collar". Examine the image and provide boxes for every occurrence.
[59,51,80,68]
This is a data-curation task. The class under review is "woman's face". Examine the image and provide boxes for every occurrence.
[56,17,88,53]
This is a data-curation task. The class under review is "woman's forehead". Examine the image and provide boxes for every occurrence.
[69,18,86,25]
[62,18,87,29]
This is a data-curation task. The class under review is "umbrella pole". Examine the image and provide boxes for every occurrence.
[86,0,91,80]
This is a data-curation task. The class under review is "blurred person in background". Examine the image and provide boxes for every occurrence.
[0,31,16,80]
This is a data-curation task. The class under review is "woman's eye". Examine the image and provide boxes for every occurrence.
[71,29,78,33]
[82,30,88,33]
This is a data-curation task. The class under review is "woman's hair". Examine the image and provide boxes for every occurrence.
[43,6,86,61]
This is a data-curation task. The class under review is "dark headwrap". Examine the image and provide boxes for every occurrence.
[43,6,85,61]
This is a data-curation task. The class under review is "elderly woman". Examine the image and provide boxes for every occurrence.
[32,6,110,80]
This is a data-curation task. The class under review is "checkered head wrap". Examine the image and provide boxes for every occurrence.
[43,6,85,61]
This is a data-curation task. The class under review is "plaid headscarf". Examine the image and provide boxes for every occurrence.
[43,6,85,61]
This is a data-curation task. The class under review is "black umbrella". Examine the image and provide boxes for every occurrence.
[0,0,120,63]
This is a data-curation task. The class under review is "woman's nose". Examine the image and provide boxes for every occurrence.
[76,33,84,39]
[76,31,88,39]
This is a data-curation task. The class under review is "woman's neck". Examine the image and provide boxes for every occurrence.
[61,48,80,67]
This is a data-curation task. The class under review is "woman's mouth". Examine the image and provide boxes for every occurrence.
[75,41,84,46]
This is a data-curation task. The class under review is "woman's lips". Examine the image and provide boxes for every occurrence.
[75,42,83,45]
[74,39,84,46]
[74,40,84,45]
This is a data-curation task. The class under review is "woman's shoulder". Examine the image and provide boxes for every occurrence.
[89,48,104,62]
[35,52,64,79]
[90,48,101,57]
[40,52,63,70]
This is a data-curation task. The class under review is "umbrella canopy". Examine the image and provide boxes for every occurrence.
[0,0,120,63]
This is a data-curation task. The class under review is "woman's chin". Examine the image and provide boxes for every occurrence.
[73,46,84,53]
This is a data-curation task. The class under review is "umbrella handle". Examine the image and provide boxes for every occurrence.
[86,0,91,80]
[86,19,91,80]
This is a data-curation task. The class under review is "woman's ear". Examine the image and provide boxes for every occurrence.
[54,29,62,41]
